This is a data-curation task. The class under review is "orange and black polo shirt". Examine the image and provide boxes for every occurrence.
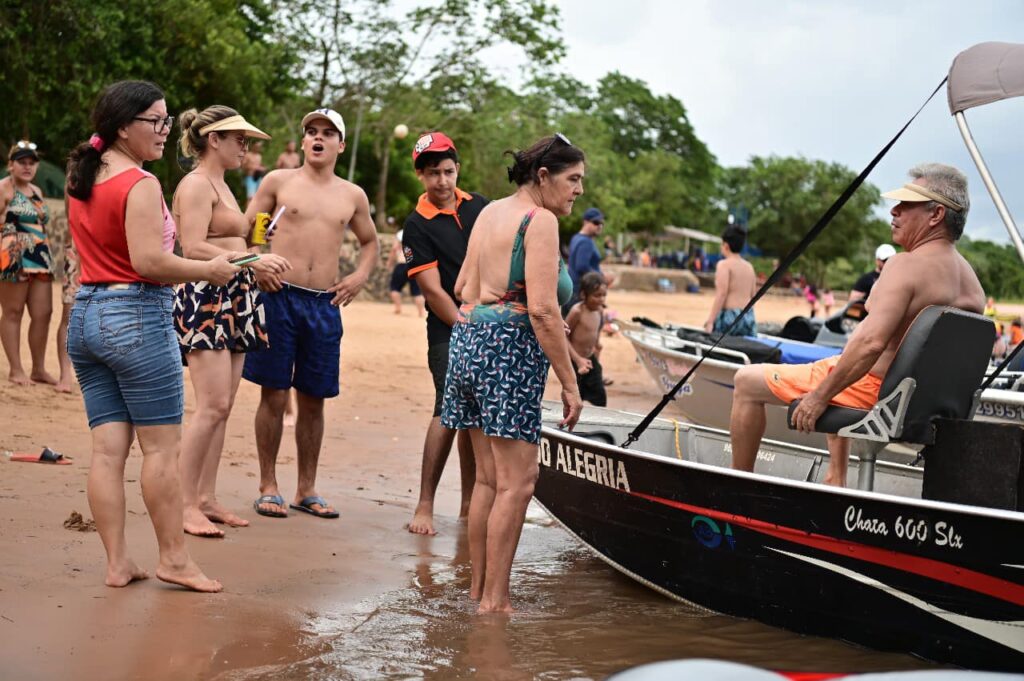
[402,187,489,346]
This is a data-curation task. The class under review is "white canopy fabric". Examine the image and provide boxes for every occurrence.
[948,42,1024,114]
[663,225,719,243]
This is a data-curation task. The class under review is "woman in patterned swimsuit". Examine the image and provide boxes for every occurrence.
[173,105,291,537]
[0,141,56,385]
[442,134,584,613]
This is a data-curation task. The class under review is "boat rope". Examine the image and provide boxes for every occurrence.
[621,77,949,449]
[979,338,1024,392]
[670,419,683,459]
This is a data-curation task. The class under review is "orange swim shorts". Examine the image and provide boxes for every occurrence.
[763,354,882,409]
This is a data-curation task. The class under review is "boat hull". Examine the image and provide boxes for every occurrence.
[535,418,1024,671]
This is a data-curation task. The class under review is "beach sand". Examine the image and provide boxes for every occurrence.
[0,287,985,679]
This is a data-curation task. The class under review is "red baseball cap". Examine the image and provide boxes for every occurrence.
[412,131,456,162]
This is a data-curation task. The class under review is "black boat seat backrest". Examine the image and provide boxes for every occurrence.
[880,306,993,442]
[787,305,994,444]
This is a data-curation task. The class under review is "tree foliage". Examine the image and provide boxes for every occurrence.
[0,0,302,192]
[720,156,884,285]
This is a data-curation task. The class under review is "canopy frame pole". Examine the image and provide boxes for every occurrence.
[954,111,1024,264]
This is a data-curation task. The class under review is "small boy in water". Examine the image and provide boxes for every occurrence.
[567,272,608,407]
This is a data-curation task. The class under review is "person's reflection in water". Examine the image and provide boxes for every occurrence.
[458,616,531,681]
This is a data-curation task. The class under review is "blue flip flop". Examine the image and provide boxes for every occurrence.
[253,494,288,518]
[289,496,339,519]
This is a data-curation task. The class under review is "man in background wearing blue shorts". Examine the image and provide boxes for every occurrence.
[244,108,379,519]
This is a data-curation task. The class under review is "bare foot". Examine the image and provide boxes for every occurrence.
[105,559,150,587]
[54,380,74,394]
[30,370,58,385]
[477,600,514,614]
[182,505,225,538]
[201,500,250,527]
[393,307,402,315]
[8,371,30,386]
[408,502,436,535]
[156,558,222,593]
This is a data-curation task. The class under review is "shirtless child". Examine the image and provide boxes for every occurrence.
[244,108,379,519]
[566,272,608,407]
[704,225,757,336]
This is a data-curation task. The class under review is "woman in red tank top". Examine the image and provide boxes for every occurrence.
[64,80,242,593]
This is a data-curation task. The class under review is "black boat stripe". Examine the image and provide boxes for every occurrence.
[627,489,1024,607]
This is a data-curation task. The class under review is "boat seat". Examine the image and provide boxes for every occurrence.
[786,306,993,489]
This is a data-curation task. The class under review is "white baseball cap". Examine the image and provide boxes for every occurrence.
[875,244,896,261]
[300,108,346,141]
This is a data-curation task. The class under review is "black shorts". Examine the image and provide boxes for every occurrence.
[575,354,607,407]
[428,341,450,417]
[389,264,421,296]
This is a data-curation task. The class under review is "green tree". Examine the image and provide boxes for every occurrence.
[721,155,883,285]
[0,0,303,195]
[281,0,565,227]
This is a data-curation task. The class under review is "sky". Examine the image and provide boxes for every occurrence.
[486,0,1024,246]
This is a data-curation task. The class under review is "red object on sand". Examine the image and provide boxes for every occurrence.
[9,447,72,465]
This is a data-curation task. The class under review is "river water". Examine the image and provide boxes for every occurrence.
[220,504,934,680]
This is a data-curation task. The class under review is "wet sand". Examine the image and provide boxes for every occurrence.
[0,287,957,679]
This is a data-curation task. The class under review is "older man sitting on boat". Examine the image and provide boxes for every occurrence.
[728,163,986,486]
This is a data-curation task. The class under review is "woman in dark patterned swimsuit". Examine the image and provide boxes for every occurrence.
[172,105,291,537]
[442,134,585,613]
[0,141,56,386]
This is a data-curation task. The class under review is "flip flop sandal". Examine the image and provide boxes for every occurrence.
[253,494,288,518]
[8,447,72,465]
[290,495,339,519]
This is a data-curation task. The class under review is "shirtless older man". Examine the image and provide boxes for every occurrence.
[243,108,379,518]
[729,163,985,486]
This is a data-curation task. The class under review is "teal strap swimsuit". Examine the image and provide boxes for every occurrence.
[461,209,574,326]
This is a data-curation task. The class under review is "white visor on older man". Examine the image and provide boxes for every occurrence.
[881,183,964,213]
[199,114,271,140]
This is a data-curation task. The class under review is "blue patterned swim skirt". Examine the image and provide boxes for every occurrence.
[441,321,550,444]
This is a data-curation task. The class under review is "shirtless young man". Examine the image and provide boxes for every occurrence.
[704,225,757,336]
[729,163,986,486]
[243,108,379,518]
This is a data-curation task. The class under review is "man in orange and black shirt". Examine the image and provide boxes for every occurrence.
[402,131,489,535]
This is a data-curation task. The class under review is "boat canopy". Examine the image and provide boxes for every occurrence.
[948,41,1024,114]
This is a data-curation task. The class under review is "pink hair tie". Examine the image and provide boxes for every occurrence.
[89,134,106,152]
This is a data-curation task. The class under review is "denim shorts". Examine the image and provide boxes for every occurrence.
[67,284,184,429]
[242,283,342,399]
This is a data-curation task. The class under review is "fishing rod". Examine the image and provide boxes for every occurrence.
[621,78,949,449]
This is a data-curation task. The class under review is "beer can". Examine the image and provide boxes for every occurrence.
[252,212,271,245]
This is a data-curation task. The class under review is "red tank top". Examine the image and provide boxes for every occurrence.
[68,167,176,285]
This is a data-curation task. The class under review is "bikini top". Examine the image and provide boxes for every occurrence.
[460,208,574,326]
[175,173,249,240]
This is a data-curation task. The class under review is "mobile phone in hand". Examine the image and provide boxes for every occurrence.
[230,254,261,266]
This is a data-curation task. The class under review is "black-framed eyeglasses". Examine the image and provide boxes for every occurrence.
[16,140,37,151]
[539,132,572,161]
[133,115,174,134]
